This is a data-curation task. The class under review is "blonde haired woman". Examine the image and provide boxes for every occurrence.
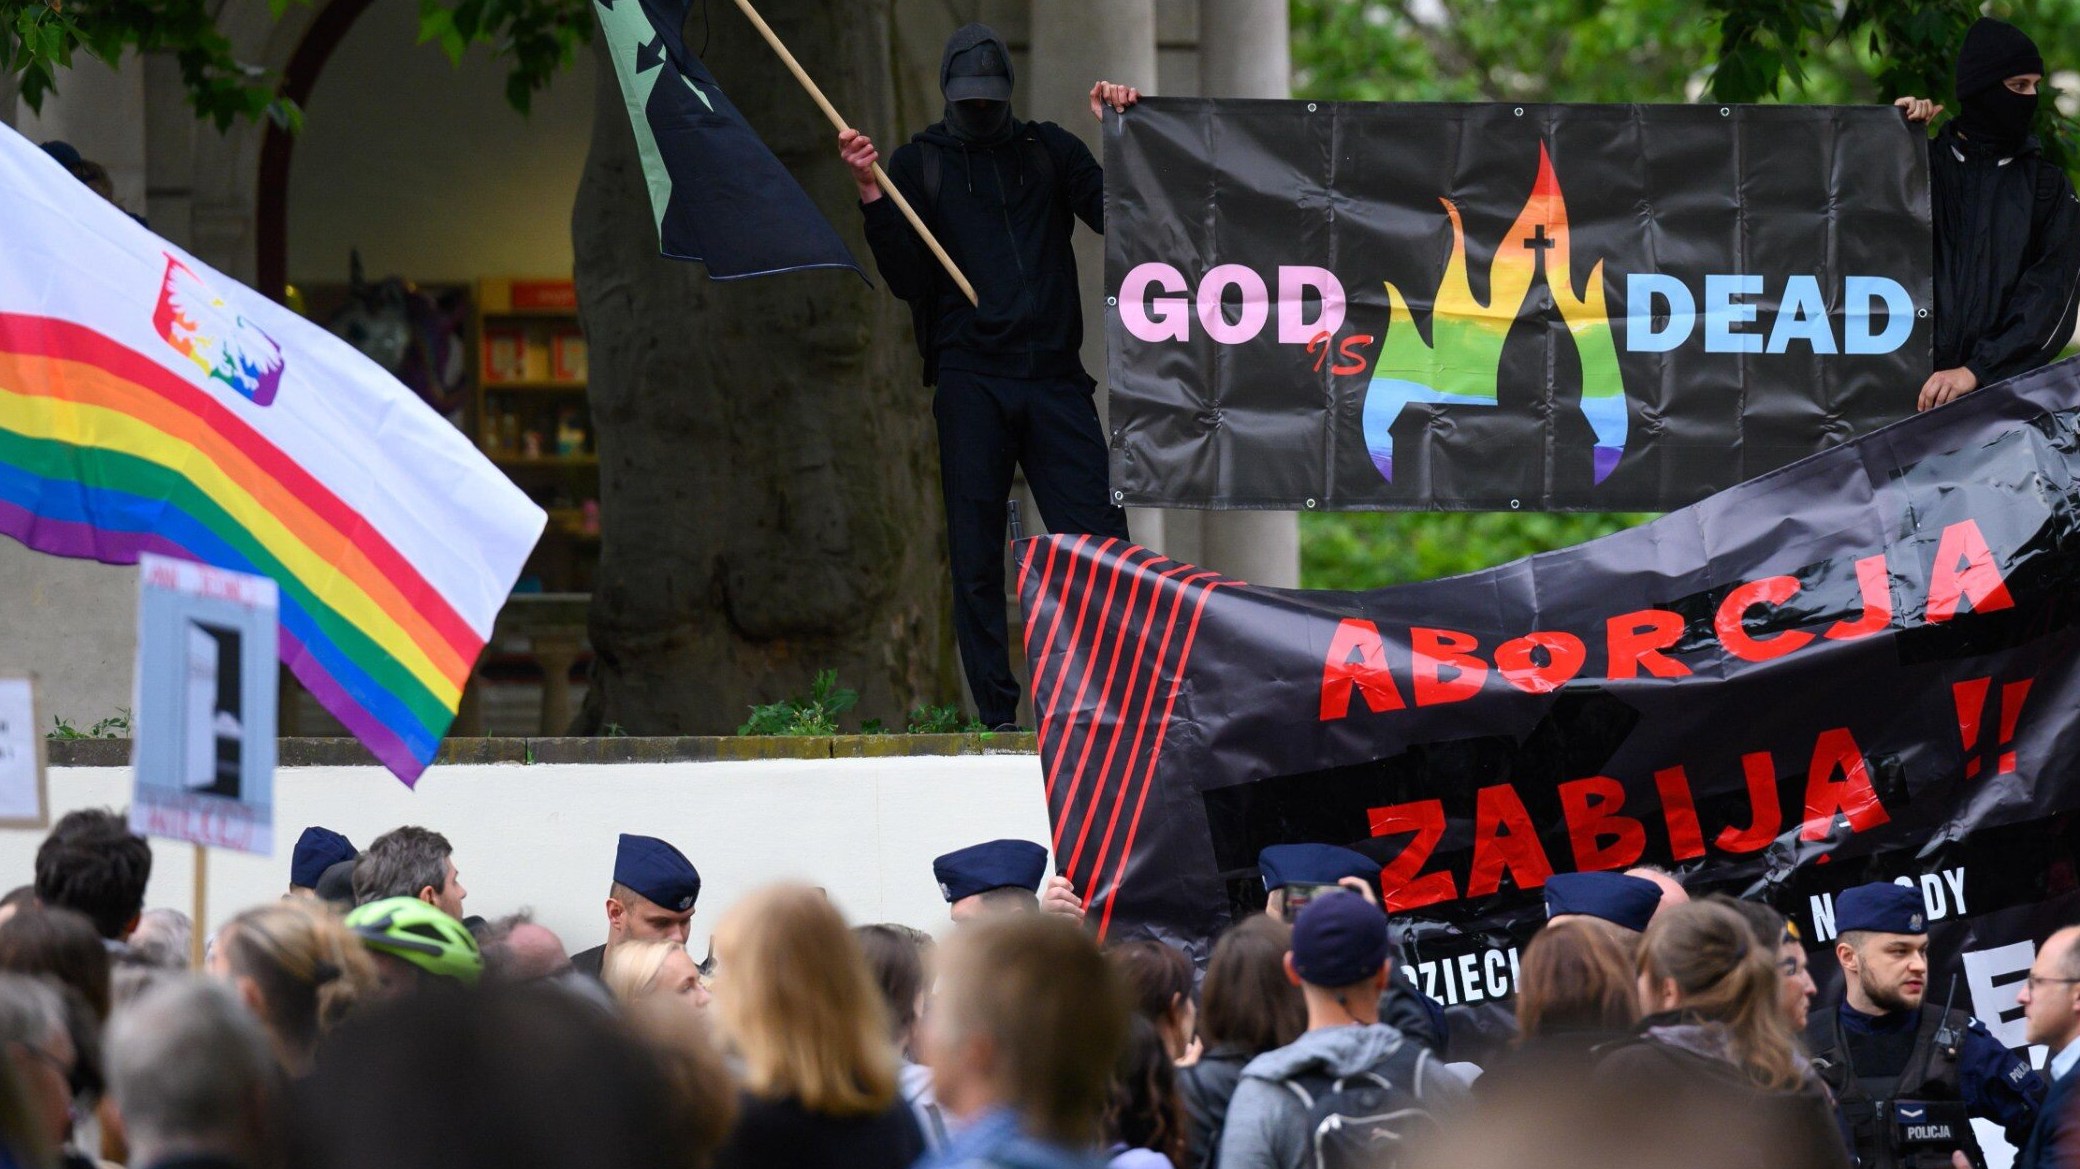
[1594,899,1850,1169]
[602,938,709,1007]
[708,884,924,1169]
[209,899,375,1075]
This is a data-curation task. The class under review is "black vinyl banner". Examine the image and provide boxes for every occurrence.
[1025,358,2080,1004]
[1104,99,1933,511]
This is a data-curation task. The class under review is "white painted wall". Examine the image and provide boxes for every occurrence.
[5,755,1051,956]
[285,0,595,284]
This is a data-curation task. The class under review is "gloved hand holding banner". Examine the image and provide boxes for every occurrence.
[1105,99,1932,511]
[1026,354,2080,1017]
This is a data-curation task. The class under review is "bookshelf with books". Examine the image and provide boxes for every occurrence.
[475,277,599,594]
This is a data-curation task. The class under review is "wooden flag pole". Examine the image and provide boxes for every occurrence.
[730,0,980,306]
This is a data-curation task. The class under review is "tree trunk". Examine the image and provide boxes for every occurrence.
[570,0,954,734]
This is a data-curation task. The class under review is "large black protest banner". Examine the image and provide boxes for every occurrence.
[1025,357,2080,1011]
[1105,99,1932,511]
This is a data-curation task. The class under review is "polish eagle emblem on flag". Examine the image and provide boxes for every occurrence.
[152,254,286,406]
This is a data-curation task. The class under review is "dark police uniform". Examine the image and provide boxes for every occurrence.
[933,838,1049,906]
[1804,883,2043,1169]
[859,24,1130,730]
[1544,871,1664,933]
[574,833,702,982]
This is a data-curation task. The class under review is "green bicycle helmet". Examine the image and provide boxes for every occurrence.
[345,896,483,986]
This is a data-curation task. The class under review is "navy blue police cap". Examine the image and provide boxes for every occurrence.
[1259,843,1378,892]
[291,827,356,890]
[933,839,1048,902]
[1545,871,1664,933]
[614,834,702,912]
[1834,881,1926,935]
[1290,892,1391,987]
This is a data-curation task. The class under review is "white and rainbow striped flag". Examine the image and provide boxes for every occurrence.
[0,123,545,784]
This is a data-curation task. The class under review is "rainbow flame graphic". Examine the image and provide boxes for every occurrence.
[1364,143,1627,484]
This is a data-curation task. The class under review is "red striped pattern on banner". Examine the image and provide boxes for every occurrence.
[1019,537,1235,942]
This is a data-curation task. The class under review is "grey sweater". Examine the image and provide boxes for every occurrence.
[1213,1023,1468,1169]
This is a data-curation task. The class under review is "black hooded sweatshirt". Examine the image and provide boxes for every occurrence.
[1929,121,2080,383]
[859,25,1105,386]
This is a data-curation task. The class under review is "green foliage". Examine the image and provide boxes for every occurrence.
[1707,0,2080,170]
[737,669,859,737]
[1301,512,1654,590]
[414,0,591,114]
[4,0,305,130]
[47,709,129,740]
[905,703,986,735]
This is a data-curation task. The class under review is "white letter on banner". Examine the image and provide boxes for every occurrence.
[1625,274,1694,353]
[1705,274,1764,353]
[1844,276,1913,355]
[1197,264,1271,345]
[1766,274,1838,354]
[1119,263,1190,342]
[1277,266,1346,344]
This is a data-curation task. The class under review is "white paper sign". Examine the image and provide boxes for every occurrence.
[0,678,46,826]
[132,555,278,855]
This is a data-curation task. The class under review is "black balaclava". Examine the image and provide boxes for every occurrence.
[1953,17,2044,154]
[940,23,1017,146]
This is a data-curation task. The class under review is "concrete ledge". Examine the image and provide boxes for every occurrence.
[45,733,1040,769]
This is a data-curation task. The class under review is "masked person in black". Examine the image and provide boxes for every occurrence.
[1898,18,2080,412]
[838,25,1137,731]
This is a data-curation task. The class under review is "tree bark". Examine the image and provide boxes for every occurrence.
[571,0,953,734]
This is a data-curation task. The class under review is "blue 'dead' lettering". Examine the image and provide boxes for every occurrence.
[1624,274,1915,355]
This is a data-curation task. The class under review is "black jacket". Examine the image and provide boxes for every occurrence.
[1930,122,2080,383]
[1595,1014,1851,1169]
[860,105,1104,385]
[711,1092,925,1169]
[1177,1045,1251,1169]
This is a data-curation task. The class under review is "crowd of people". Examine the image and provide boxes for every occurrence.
[0,811,2067,1169]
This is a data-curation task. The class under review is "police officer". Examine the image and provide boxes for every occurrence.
[287,826,354,898]
[933,838,1092,924]
[1544,871,1664,937]
[571,834,702,980]
[1258,843,1381,923]
[838,24,1138,731]
[1804,881,2043,1169]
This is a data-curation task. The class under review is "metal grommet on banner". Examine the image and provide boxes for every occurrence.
[1307,103,1318,113]
[1720,107,1731,117]
[1917,307,1930,319]
[1509,499,1522,510]
[1305,498,1318,509]
[1107,296,1117,306]
[1513,107,1524,117]
[1113,490,1125,503]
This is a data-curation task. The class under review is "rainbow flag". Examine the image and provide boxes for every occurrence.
[0,125,545,784]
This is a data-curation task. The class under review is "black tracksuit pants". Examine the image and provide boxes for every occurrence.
[934,368,1129,728]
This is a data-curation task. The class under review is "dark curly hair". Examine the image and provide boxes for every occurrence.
[1103,1014,1185,1168]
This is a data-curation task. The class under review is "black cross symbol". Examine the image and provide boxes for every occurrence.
[1524,223,1556,252]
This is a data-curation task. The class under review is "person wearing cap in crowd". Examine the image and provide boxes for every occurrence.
[836,25,1141,734]
[1257,843,1450,1057]
[1624,865,1689,915]
[1257,844,1379,924]
[932,839,1086,923]
[287,828,354,898]
[1803,880,2042,1169]
[1545,871,1663,937]
[1215,894,1465,1169]
[1896,18,2080,413]
[570,834,702,981]
[311,859,357,911]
